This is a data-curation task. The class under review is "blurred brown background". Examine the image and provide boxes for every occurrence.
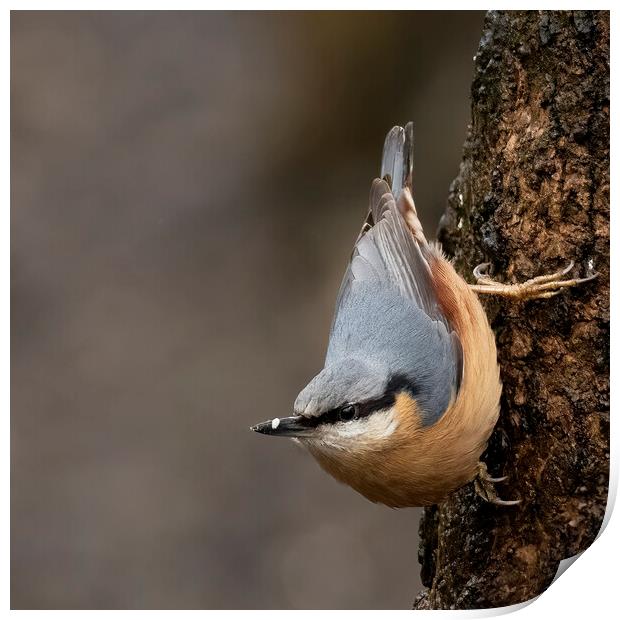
[11,11,484,609]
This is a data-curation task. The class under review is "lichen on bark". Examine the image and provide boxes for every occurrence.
[414,10,609,610]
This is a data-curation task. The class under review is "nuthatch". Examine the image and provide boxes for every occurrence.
[252,123,597,508]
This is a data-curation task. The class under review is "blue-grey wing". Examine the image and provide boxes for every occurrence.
[331,179,447,339]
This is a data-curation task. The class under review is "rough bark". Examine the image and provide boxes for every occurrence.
[413,10,609,610]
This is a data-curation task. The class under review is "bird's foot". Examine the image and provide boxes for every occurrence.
[469,261,598,301]
[474,462,521,507]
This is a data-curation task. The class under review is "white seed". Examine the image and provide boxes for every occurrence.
[271,417,280,430]
[458,218,464,230]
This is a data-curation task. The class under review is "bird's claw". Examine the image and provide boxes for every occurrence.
[473,262,492,280]
[474,462,521,507]
[470,260,598,301]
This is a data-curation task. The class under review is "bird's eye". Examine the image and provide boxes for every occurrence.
[338,404,358,422]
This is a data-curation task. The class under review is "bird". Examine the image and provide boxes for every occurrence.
[251,123,597,508]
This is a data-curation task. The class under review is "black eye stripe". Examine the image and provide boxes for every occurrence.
[307,373,416,427]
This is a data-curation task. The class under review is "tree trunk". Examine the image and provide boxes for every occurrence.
[413,10,609,610]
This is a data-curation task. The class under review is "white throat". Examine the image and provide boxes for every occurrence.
[300,407,399,452]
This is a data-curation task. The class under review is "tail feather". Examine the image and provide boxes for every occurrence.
[381,122,428,250]
[380,122,413,200]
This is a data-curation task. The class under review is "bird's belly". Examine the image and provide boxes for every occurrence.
[305,440,479,508]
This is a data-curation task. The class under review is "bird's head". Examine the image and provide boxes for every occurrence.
[251,357,419,454]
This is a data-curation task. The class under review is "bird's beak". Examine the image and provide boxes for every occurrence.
[250,415,313,437]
